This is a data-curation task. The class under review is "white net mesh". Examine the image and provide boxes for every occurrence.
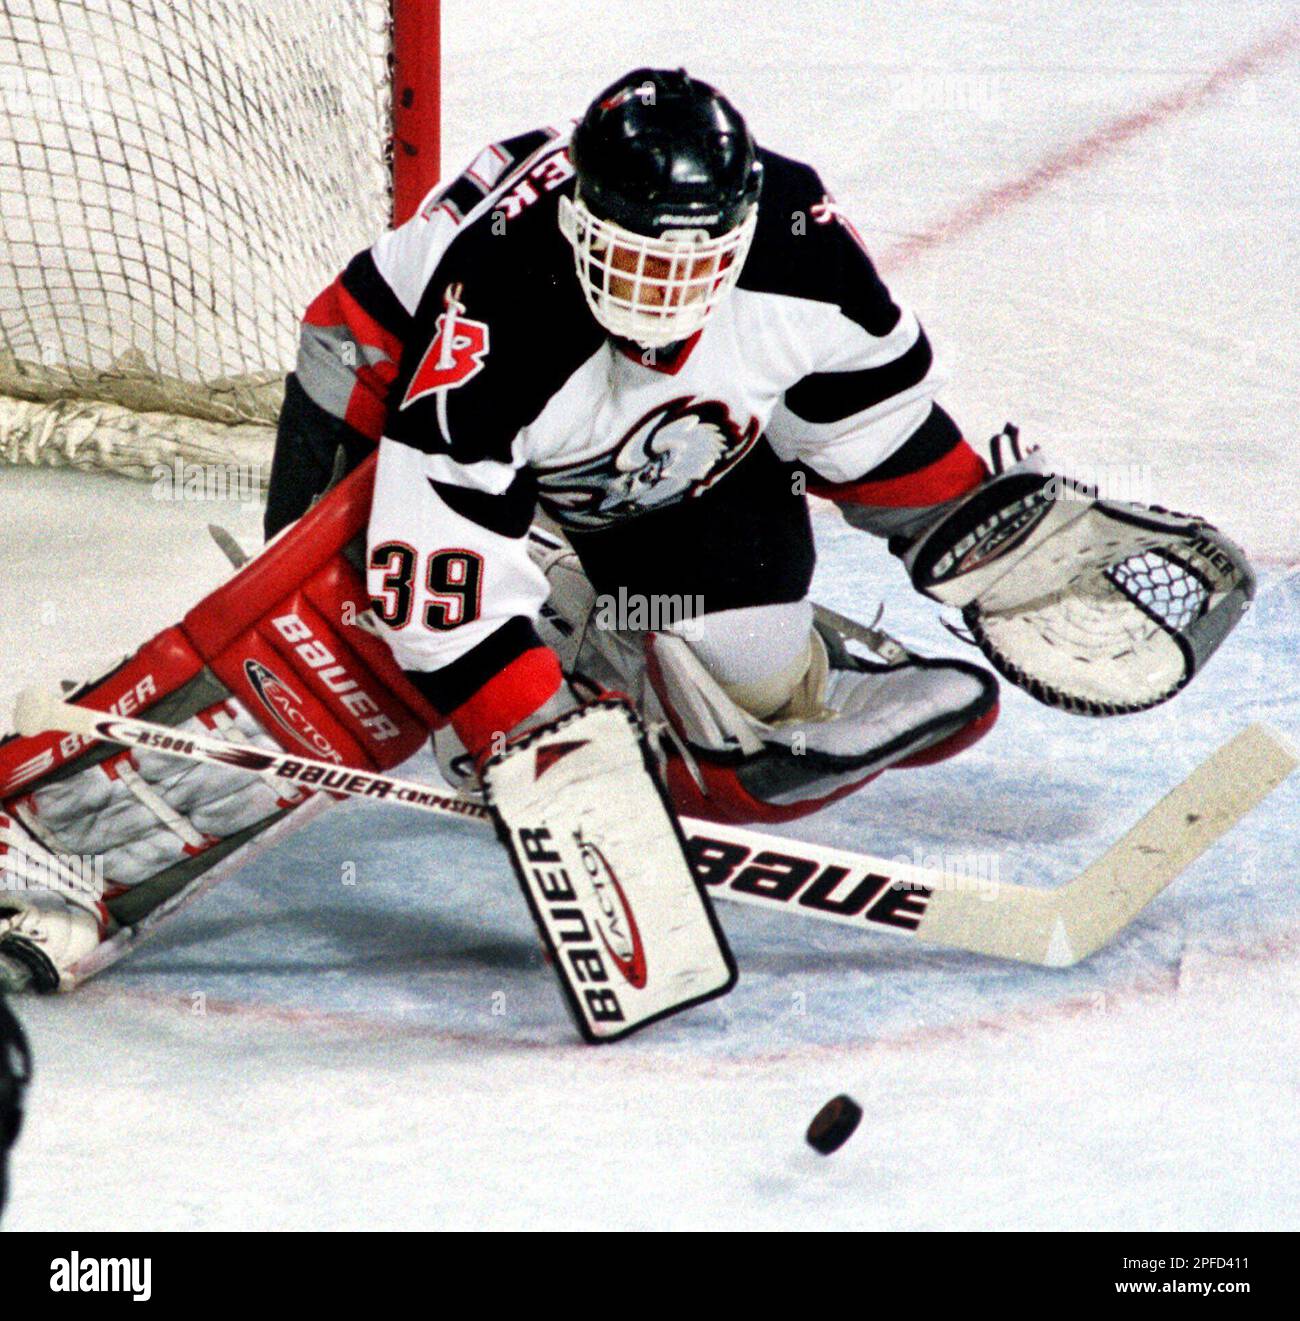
[0,0,393,473]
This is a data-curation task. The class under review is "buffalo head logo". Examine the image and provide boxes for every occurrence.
[537,397,760,530]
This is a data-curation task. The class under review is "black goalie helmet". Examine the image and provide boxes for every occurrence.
[559,68,764,347]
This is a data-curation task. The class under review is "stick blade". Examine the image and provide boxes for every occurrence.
[916,723,1296,967]
[1055,722,1296,962]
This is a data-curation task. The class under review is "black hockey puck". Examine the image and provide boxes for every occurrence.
[806,1094,863,1155]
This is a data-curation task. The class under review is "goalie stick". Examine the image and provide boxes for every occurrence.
[13,688,1295,970]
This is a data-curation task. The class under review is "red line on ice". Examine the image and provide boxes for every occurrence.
[691,925,1300,1075]
[880,16,1300,273]
[86,923,1300,1069]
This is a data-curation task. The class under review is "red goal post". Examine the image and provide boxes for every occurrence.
[0,0,441,479]
[392,0,442,229]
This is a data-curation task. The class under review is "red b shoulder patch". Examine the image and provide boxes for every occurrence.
[401,283,490,409]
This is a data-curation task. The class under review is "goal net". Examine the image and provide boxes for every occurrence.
[0,0,437,479]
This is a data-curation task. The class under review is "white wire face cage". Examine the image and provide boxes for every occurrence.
[558,192,758,348]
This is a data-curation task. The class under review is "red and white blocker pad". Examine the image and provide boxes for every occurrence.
[483,699,736,1042]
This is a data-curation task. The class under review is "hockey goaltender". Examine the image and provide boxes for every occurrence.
[0,69,1255,1042]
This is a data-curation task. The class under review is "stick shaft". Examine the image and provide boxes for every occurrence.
[11,690,960,942]
[15,689,1290,966]
[14,688,491,821]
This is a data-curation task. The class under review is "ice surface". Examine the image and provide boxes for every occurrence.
[0,1,1296,1230]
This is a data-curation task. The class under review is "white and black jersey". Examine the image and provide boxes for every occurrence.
[280,124,987,716]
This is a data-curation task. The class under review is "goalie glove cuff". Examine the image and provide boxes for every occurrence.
[903,450,1063,608]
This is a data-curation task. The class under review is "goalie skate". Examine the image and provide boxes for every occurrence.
[0,811,109,992]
